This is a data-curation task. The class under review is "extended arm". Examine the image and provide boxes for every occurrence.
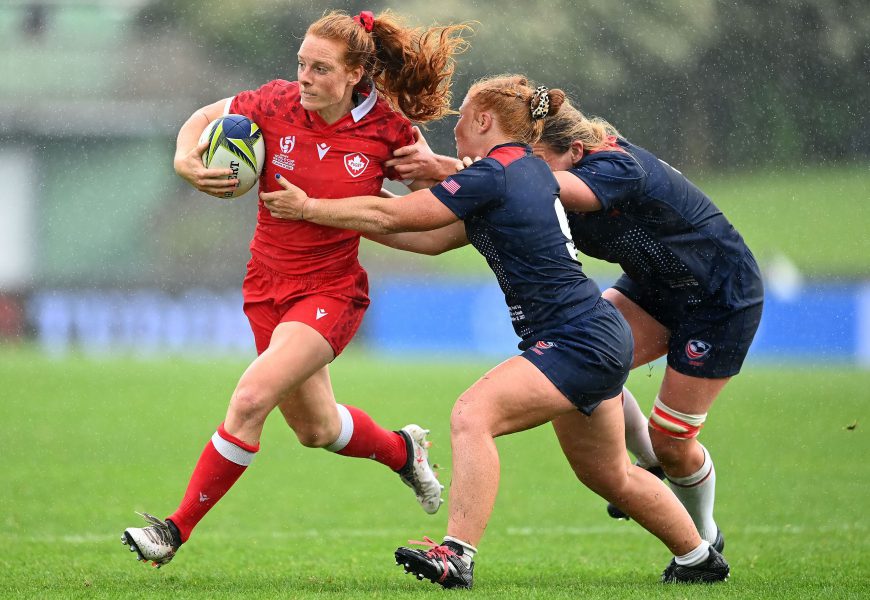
[554,171,603,213]
[384,126,465,183]
[365,221,469,255]
[262,174,459,234]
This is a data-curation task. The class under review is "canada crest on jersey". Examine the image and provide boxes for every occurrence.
[344,152,370,178]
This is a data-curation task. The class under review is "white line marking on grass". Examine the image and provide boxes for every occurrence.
[2,522,865,545]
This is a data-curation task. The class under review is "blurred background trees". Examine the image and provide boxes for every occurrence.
[0,0,866,294]
[137,0,869,171]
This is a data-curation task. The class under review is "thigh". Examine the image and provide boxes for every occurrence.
[603,288,669,367]
[552,395,629,482]
[456,356,578,438]
[235,321,336,412]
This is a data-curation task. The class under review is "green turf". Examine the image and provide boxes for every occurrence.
[0,348,867,598]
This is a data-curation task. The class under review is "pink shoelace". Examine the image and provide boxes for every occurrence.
[408,536,456,582]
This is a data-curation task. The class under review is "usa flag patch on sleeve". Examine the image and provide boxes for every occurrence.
[441,178,461,195]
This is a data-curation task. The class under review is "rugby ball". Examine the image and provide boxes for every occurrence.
[199,114,265,198]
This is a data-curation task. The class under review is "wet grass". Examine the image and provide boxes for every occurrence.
[0,349,867,598]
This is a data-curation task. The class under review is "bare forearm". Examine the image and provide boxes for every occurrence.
[366,221,468,255]
[175,111,212,163]
[303,197,404,234]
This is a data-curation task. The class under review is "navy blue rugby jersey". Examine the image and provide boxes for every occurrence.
[566,138,754,300]
[430,143,600,343]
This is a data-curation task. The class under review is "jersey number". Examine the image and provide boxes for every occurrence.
[554,199,579,261]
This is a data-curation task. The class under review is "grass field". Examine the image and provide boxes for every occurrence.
[1,348,867,599]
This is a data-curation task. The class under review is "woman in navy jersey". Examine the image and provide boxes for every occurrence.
[121,10,471,569]
[532,102,763,552]
[265,75,730,588]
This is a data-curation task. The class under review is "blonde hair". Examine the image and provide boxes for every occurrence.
[308,10,472,123]
[466,74,565,144]
[539,101,621,154]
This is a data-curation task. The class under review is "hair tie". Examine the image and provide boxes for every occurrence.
[530,85,550,120]
[353,10,375,33]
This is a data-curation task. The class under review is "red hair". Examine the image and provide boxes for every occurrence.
[308,10,472,123]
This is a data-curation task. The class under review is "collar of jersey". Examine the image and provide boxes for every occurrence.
[305,85,378,130]
[350,85,378,122]
[486,142,530,156]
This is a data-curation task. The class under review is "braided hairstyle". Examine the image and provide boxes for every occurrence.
[539,100,621,155]
[466,74,565,144]
[307,10,472,123]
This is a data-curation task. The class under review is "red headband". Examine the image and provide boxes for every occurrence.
[353,10,374,33]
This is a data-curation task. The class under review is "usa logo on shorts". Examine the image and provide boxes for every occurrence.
[530,340,554,356]
[685,339,712,360]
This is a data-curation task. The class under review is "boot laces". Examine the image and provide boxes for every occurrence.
[409,536,457,582]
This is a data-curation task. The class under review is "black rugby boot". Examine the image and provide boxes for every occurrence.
[661,546,730,584]
[395,537,474,589]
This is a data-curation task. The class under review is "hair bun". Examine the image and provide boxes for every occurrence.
[530,86,550,120]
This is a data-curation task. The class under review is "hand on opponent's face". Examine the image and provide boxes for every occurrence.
[260,174,309,220]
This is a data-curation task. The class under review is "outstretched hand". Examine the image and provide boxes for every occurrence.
[385,126,463,181]
[260,174,309,220]
[174,140,239,198]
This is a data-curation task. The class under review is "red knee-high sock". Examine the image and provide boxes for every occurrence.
[327,404,407,471]
[166,423,259,543]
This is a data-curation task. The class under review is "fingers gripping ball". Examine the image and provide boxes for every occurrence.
[199,114,266,198]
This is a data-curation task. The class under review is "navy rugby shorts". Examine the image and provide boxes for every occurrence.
[520,298,634,416]
[612,253,764,378]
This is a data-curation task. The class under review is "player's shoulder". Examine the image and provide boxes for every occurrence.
[487,144,529,168]
[576,140,646,180]
[346,93,412,145]
[252,79,299,101]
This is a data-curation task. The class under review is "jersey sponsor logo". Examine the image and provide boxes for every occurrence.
[199,491,210,503]
[316,307,328,320]
[686,339,712,361]
[441,178,461,195]
[279,136,296,154]
[344,152,370,178]
[316,143,331,160]
[271,154,295,170]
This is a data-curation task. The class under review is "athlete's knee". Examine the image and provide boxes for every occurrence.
[293,422,334,448]
[229,383,275,426]
[581,461,632,499]
[450,392,493,438]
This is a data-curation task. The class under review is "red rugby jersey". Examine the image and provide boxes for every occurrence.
[229,80,414,275]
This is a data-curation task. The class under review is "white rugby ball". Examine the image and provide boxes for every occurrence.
[199,114,265,198]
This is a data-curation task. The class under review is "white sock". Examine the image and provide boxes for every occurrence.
[443,536,476,567]
[675,540,711,566]
[324,404,353,452]
[621,388,659,468]
[666,444,718,543]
